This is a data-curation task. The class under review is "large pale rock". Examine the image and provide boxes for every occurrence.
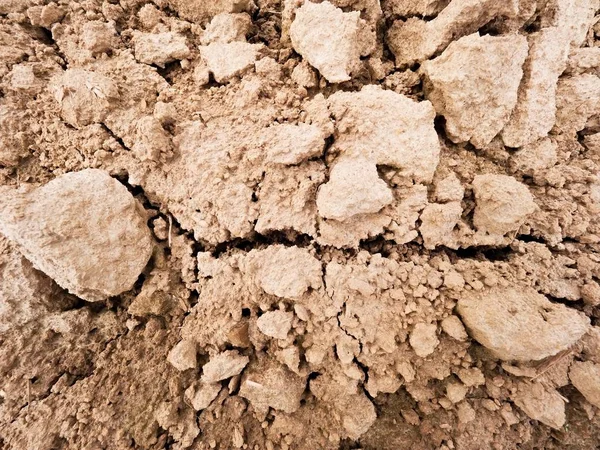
[239,358,306,414]
[554,73,600,134]
[328,85,440,183]
[409,323,439,357]
[133,32,190,67]
[290,1,362,83]
[253,123,325,165]
[202,350,249,383]
[257,310,294,339]
[168,340,198,371]
[569,360,600,407]
[419,201,462,249]
[457,287,590,361]
[201,13,252,45]
[501,28,570,148]
[316,157,393,221]
[199,41,263,83]
[245,245,323,299]
[421,33,528,148]
[386,0,518,66]
[51,69,119,129]
[472,174,536,236]
[513,382,566,429]
[0,169,153,302]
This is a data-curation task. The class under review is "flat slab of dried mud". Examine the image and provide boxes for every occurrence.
[2,0,600,449]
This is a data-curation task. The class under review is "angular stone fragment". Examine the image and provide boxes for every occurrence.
[540,0,598,48]
[317,157,393,221]
[472,174,536,236]
[0,236,74,333]
[434,173,464,202]
[202,350,249,383]
[185,382,222,411]
[81,21,117,54]
[409,323,439,357]
[441,315,468,341]
[257,310,294,339]
[201,13,252,45]
[446,381,468,403]
[254,123,324,165]
[386,0,518,66]
[0,169,153,302]
[501,28,570,148]
[457,287,590,361]
[421,33,528,148]
[51,69,119,128]
[565,47,600,74]
[239,358,306,414]
[510,138,558,175]
[168,340,197,371]
[133,32,190,67]
[328,85,440,183]
[569,360,600,407]
[290,1,362,83]
[246,245,323,299]
[419,201,462,249]
[513,382,565,429]
[554,73,600,134]
[199,42,263,83]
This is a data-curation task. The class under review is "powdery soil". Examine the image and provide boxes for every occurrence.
[2,0,600,449]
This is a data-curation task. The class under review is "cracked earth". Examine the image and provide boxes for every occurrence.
[3,0,600,449]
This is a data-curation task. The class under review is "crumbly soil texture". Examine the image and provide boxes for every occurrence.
[3,0,600,449]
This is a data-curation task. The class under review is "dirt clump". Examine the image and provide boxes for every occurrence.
[2,0,600,449]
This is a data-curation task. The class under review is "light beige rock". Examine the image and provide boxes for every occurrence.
[328,85,440,183]
[199,42,263,83]
[51,69,119,128]
[409,323,439,357]
[446,381,468,403]
[133,32,190,67]
[421,33,528,148]
[185,382,222,410]
[0,170,153,302]
[554,73,600,134]
[291,60,318,88]
[501,28,570,148]
[457,287,590,361]
[419,201,462,249]
[317,157,393,221]
[257,310,294,339]
[472,174,536,236]
[290,1,362,83]
[540,0,598,48]
[513,382,565,429]
[565,47,600,74]
[246,245,322,299]
[441,315,468,341]
[570,360,600,407]
[0,236,73,333]
[310,369,376,439]
[511,138,558,175]
[386,0,518,66]
[168,340,198,371]
[239,358,306,414]
[253,123,324,165]
[201,13,252,45]
[202,350,249,383]
[81,21,117,54]
[434,173,464,203]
